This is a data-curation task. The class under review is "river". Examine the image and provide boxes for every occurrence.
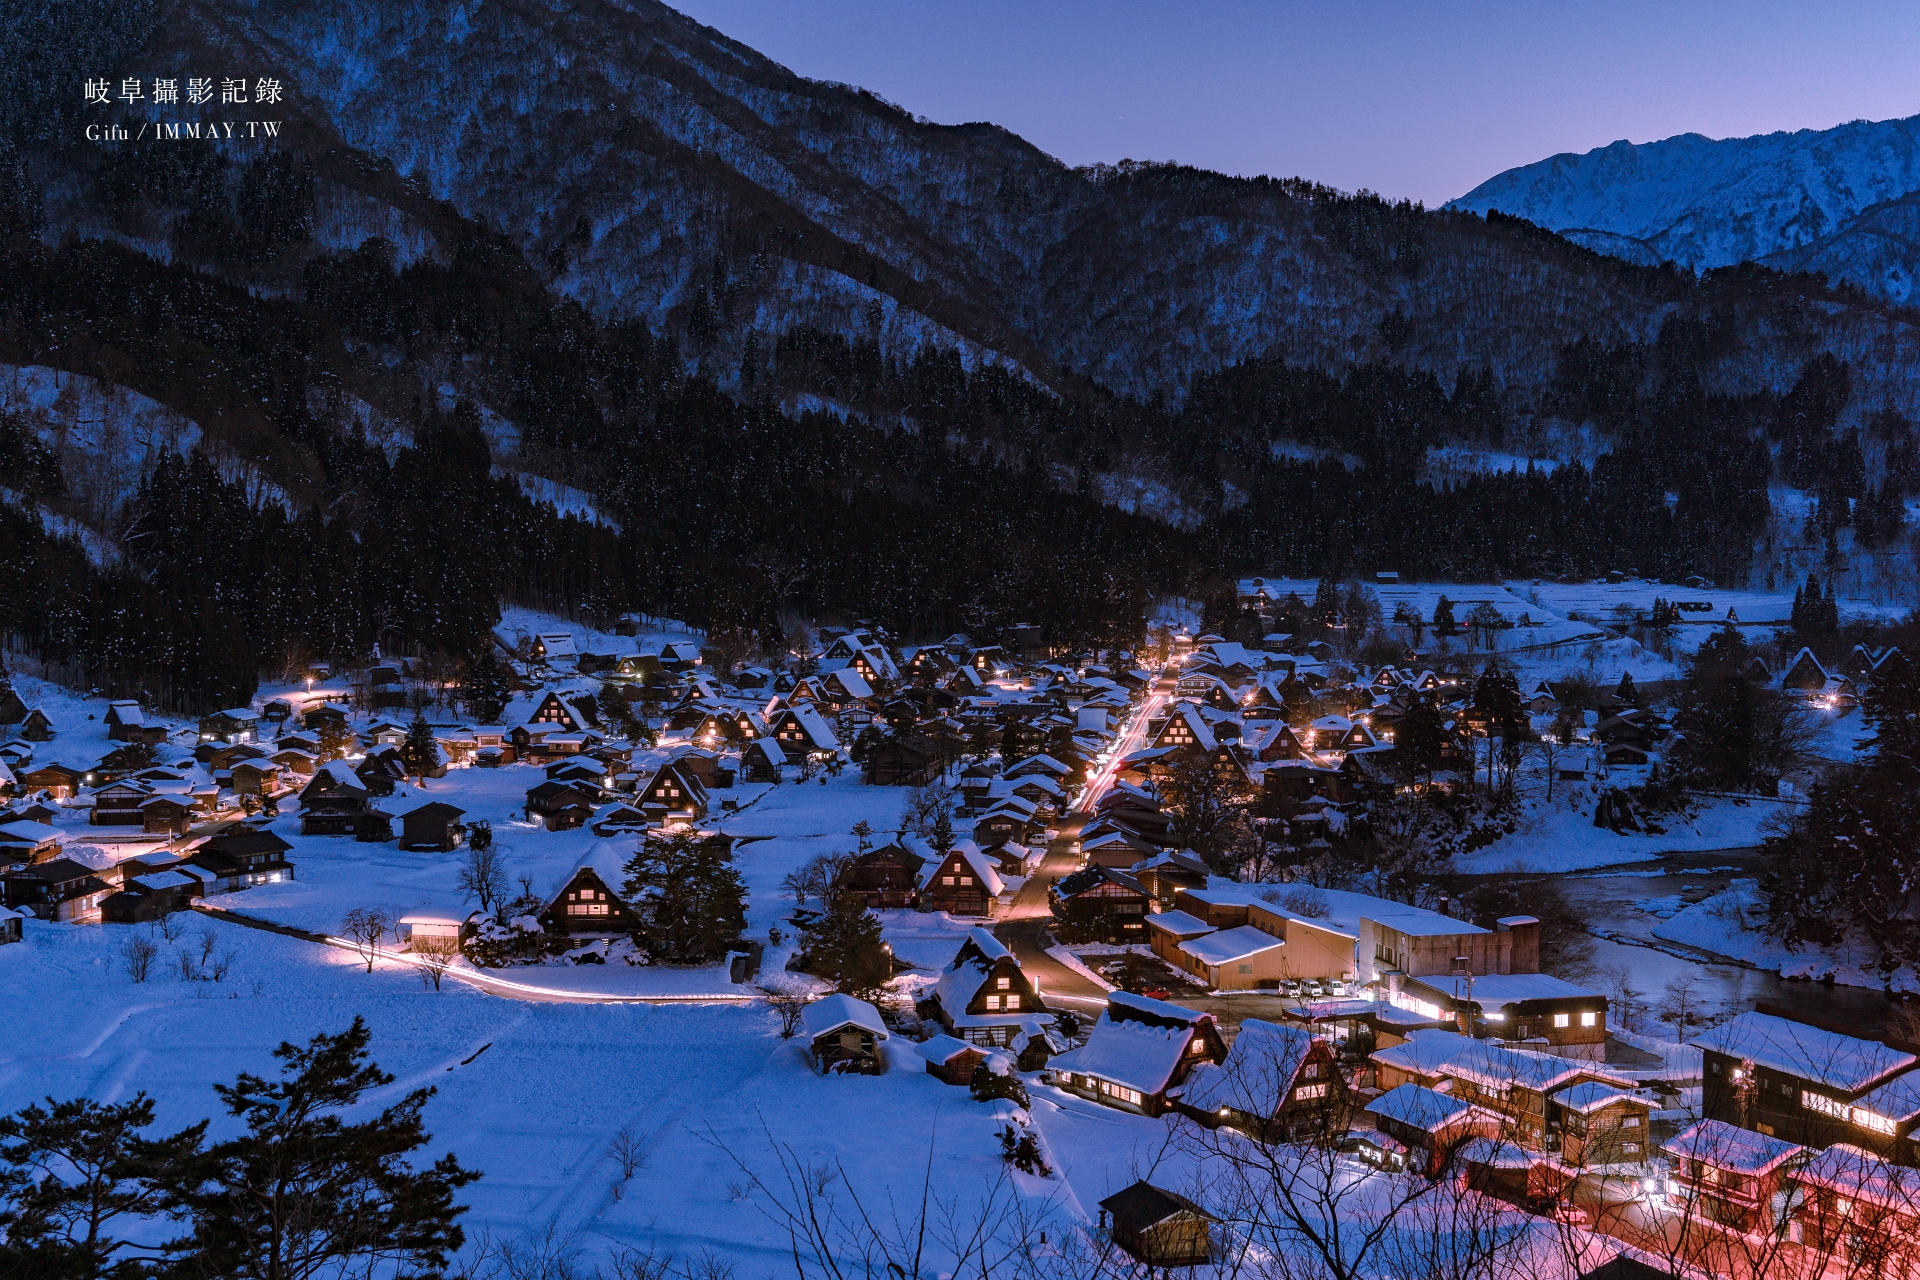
[1467,849,1916,1041]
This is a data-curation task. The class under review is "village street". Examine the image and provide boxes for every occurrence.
[992,670,1176,1011]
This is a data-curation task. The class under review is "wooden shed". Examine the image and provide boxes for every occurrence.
[801,994,890,1075]
[1098,1181,1215,1268]
[916,1034,988,1086]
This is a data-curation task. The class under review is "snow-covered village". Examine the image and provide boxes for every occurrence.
[15,3,1920,1279]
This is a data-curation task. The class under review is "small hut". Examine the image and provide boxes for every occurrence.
[801,994,890,1075]
[1098,1181,1216,1268]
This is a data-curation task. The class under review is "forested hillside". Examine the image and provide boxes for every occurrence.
[3,0,1920,710]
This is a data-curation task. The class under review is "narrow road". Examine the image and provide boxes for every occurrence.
[995,816,1107,1009]
[994,669,1173,1011]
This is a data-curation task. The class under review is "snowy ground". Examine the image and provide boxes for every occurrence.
[1452,788,1796,875]
[1654,881,1920,994]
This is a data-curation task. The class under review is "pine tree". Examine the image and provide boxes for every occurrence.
[401,713,438,786]
[1615,671,1636,703]
[1431,595,1458,639]
[166,1018,477,1279]
[1395,694,1446,786]
[459,646,512,725]
[622,833,748,963]
[0,1093,206,1278]
[806,892,892,1000]
[316,719,354,763]
[928,803,955,859]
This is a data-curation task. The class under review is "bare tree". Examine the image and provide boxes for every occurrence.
[158,908,186,943]
[458,844,509,915]
[900,785,954,839]
[341,907,392,973]
[609,1126,646,1194]
[1656,973,1704,1043]
[757,985,811,1039]
[121,930,158,983]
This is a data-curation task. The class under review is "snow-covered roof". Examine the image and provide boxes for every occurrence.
[1179,925,1286,967]
[801,994,889,1041]
[1417,972,1600,1010]
[1178,1018,1314,1115]
[1855,1070,1920,1123]
[1436,1041,1631,1096]
[1662,1118,1804,1176]
[964,926,1010,962]
[1789,1143,1919,1212]
[1455,1137,1539,1169]
[398,909,468,927]
[1551,1081,1643,1115]
[1692,1012,1917,1093]
[1366,1084,1483,1132]
[1370,1029,1480,1078]
[916,1034,978,1064]
[128,871,199,892]
[1048,1009,1198,1095]
[1144,909,1214,937]
[0,820,61,843]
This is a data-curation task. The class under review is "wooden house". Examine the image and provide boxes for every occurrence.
[230,759,285,796]
[139,795,194,836]
[918,844,1004,917]
[915,1035,988,1086]
[634,761,708,820]
[524,781,597,831]
[105,701,166,744]
[971,805,1032,847]
[1,858,112,921]
[1129,850,1210,909]
[1661,1118,1806,1233]
[801,994,890,1075]
[186,830,295,892]
[539,862,639,935]
[767,704,840,756]
[862,735,944,786]
[740,738,785,783]
[17,709,52,742]
[0,819,61,864]
[301,702,350,731]
[1788,1143,1920,1262]
[1396,971,1608,1060]
[0,906,19,944]
[1047,992,1227,1116]
[589,801,650,837]
[834,843,925,910]
[1175,1018,1347,1142]
[1098,1182,1216,1269]
[100,869,202,923]
[1780,646,1830,693]
[1364,1084,1505,1176]
[915,928,1055,1059]
[18,763,83,799]
[1048,864,1151,944]
[197,708,260,743]
[399,801,467,852]
[1694,1009,1920,1160]
[89,779,150,825]
[299,765,385,837]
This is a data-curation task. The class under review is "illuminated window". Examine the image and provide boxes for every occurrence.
[1553,1014,1570,1028]
[1005,996,1019,1010]
[1580,1011,1597,1027]
[1295,1083,1329,1101]
[996,977,1011,989]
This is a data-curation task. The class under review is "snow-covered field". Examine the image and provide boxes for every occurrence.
[1654,881,1920,994]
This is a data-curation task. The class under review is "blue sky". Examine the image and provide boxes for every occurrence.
[670,1,1920,204]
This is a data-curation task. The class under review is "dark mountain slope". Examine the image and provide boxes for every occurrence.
[43,0,1916,420]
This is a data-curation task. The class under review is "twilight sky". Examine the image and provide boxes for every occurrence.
[670,0,1920,206]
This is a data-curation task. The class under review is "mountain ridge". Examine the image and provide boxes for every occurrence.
[1449,113,1920,302]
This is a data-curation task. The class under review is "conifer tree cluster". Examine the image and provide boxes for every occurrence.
[621,833,748,963]
[1790,574,1841,638]
[0,1018,475,1279]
